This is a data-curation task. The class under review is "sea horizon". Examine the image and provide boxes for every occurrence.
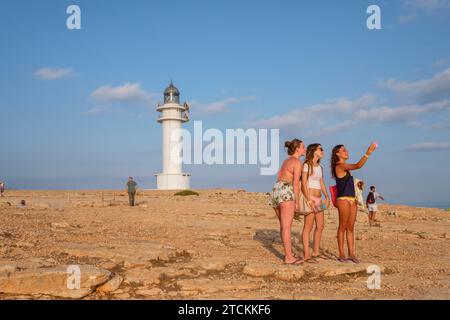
[399,202,450,210]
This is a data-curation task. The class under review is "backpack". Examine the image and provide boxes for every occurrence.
[329,185,337,208]
[367,192,375,204]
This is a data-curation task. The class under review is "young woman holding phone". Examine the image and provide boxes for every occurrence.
[330,143,377,263]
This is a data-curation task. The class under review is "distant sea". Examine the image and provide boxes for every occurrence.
[401,202,450,210]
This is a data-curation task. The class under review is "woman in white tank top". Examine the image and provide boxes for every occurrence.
[300,143,331,262]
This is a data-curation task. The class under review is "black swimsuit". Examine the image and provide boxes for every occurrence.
[335,171,356,199]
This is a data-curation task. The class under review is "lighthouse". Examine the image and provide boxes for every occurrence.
[155,82,191,190]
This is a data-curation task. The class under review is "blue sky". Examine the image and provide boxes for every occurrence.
[1,0,449,205]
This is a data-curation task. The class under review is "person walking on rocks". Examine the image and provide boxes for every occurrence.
[268,139,305,265]
[126,177,137,206]
[366,185,384,226]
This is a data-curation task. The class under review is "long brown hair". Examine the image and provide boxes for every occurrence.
[330,144,344,179]
[305,143,321,179]
[284,139,303,156]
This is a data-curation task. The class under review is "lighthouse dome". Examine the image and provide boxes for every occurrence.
[164,82,180,95]
[164,82,180,103]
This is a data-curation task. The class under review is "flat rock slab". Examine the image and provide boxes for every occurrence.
[96,274,123,293]
[243,262,277,278]
[243,262,305,281]
[242,261,383,280]
[59,241,181,266]
[135,288,163,296]
[306,260,385,277]
[51,222,71,229]
[273,266,306,281]
[124,268,161,285]
[177,279,261,294]
[0,265,111,299]
[141,261,229,281]
[0,258,57,272]
[292,295,321,300]
[198,260,228,272]
[0,265,18,277]
[157,267,197,279]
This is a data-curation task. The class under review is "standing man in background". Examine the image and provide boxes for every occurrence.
[0,181,5,197]
[126,177,137,206]
[366,185,384,226]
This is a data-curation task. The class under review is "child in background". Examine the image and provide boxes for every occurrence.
[366,186,384,226]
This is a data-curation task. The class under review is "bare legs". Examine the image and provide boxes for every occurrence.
[337,200,349,259]
[279,201,297,263]
[273,207,280,221]
[302,213,315,259]
[336,199,358,260]
[368,211,374,226]
[312,212,324,256]
[346,202,357,260]
[302,212,324,259]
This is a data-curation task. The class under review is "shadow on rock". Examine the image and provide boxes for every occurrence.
[253,229,302,261]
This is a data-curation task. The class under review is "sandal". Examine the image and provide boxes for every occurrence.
[312,253,327,260]
[304,257,319,264]
[337,257,348,263]
[347,257,361,264]
[284,258,304,265]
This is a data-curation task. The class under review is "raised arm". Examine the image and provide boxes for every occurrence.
[338,143,377,172]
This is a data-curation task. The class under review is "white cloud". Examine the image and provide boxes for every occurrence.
[252,92,450,137]
[405,0,450,11]
[400,1,450,25]
[86,83,156,115]
[90,83,153,105]
[378,68,450,103]
[354,100,450,122]
[252,63,450,137]
[193,96,256,115]
[35,68,73,80]
[253,94,376,130]
[429,121,450,129]
[406,141,450,151]
[308,121,356,138]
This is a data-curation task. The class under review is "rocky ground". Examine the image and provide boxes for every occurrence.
[0,189,449,300]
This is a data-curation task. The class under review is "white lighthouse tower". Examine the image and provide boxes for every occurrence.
[155,82,191,190]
